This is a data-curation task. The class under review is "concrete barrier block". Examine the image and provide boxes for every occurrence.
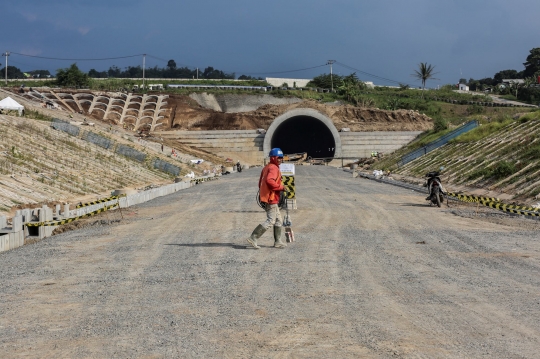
[22,209,31,223]
[17,231,23,248]
[38,209,46,240]
[0,215,6,229]
[15,232,22,249]
[14,232,21,248]
[43,206,53,222]
[0,234,6,252]
[12,216,22,232]
[9,233,15,250]
[12,232,18,248]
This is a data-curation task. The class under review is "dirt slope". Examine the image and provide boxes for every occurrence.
[165,95,433,132]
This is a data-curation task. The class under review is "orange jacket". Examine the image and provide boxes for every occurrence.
[259,163,284,204]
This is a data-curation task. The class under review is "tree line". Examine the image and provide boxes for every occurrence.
[0,66,51,79]
[464,47,540,92]
[87,60,240,80]
[0,59,260,81]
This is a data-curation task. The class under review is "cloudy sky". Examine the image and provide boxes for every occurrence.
[1,0,539,87]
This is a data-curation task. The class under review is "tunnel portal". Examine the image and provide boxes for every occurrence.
[271,116,336,158]
[263,108,342,160]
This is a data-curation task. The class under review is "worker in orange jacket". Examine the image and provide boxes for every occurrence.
[247,148,287,249]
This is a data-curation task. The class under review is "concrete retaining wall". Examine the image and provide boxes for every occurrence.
[0,215,24,253]
[0,176,214,253]
[340,131,422,158]
[160,129,422,165]
[160,130,265,164]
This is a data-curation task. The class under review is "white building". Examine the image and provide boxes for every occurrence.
[266,77,375,89]
[458,83,469,91]
[265,78,311,88]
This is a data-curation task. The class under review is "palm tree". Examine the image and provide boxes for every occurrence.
[412,62,438,98]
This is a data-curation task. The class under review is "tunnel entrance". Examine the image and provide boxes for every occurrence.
[270,116,336,158]
[263,108,342,159]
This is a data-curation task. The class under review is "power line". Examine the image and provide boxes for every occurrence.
[144,55,327,76]
[240,64,327,75]
[10,52,144,61]
[335,61,410,86]
[9,49,326,76]
[146,54,170,63]
[151,56,327,75]
[146,55,197,70]
[4,59,40,69]
[7,51,405,84]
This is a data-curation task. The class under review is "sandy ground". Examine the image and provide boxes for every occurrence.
[1,166,539,358]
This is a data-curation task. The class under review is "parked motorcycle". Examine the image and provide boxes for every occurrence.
[424,171,445,207]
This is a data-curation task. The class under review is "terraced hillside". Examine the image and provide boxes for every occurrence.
[380,116,540,203]
[0,87,235,216]
[0,114,197,215]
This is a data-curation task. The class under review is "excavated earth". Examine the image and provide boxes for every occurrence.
[164,94,433,132]
[9,88,433,133]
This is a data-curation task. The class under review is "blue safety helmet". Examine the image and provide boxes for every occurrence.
[269,148,284,158]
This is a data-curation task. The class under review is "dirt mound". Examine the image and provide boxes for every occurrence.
[164,95,433,132]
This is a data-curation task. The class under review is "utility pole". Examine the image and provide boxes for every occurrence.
[196,68,198,80]
[142,54,146,89]
[2,51,10,85]
[327,60,336,92]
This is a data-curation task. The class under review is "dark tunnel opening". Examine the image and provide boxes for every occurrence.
[270,116,336,158]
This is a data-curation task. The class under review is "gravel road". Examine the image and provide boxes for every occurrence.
[1,166,539,358]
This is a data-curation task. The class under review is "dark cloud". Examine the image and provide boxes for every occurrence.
[2,0,539,84]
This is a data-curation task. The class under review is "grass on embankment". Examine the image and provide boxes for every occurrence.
[374,109,540,202]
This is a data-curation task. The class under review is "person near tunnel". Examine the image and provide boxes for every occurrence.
[246,148,287,249]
